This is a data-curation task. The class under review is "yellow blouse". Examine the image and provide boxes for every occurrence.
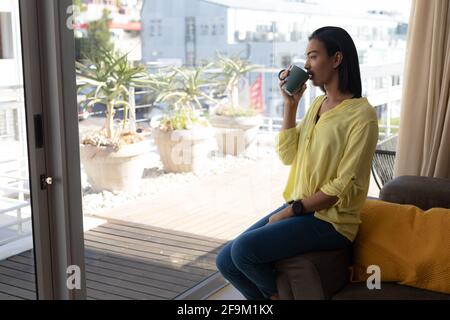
[275,95,379,241]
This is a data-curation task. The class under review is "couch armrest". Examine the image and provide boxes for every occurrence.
[380,176,450,210]
[275,247,351,300]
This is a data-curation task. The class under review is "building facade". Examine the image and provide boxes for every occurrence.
[141,0,408,122]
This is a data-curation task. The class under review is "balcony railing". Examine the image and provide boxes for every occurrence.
[0,157,31,258]
[78,85,399,140]
[0,85,31,256]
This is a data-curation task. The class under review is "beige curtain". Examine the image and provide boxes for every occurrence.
[394,0,450,179]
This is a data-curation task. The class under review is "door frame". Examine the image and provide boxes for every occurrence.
[19,0,86,299]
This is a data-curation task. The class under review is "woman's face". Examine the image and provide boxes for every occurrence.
[304,39,341,88]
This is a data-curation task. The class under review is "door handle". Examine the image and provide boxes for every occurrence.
[40,174,53,190]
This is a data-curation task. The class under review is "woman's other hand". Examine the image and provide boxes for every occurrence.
[267,205,294,225]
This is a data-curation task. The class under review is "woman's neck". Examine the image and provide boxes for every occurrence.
[323,71,355,103]
[324,83,354,104]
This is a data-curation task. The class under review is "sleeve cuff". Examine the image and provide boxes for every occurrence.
[320,174,356,202]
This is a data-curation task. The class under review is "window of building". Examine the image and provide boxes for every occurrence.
[0,12,14,59]
[269,53,275,66]
[149,19,155,37]
[281,55,292,68]
[374,77,385,90]
[185,16,196,43]
[392,74,401,86]
[200,24,208,36]
[148,19,162,38]
[156,19,162,37]
[375,103,388,120]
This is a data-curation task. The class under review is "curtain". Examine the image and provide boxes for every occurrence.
[394,0,450,179]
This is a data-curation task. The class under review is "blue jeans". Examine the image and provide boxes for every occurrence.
[215,203,351,300]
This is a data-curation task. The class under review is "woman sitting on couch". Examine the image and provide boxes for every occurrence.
[216,26,379,300]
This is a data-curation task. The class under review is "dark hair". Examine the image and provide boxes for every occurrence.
[309,26,362,98]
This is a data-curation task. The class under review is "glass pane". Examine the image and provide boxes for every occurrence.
[0,0,36,300]
[72,0,411,300]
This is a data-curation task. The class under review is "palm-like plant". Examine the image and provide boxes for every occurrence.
[148,64,218,131]
[76,48,150,144]
[215,53,260,111]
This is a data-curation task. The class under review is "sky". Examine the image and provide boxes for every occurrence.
[313,0,412,11]
[312,0,412,20]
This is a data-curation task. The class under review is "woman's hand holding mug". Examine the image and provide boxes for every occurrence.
[278,65,309,108]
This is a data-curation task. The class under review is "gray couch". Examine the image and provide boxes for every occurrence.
[275,175,450,300]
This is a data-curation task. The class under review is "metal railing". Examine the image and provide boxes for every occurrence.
[259,117,399,138]
[0,85,31,250]
[78,83,400,143]
[0,157,31,247]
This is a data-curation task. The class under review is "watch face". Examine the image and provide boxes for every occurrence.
[293,201,302,216]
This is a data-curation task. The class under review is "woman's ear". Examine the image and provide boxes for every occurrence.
[333,52,343,69]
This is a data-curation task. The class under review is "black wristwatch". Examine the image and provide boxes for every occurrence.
[291,200,305,216]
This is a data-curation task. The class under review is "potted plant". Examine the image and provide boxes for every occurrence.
[209,54,263,156]
[148,65,217,173]
[76,48,150,193]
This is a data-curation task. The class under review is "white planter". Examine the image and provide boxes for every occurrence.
[152,126,214,173]
[209,115,262,156]
[80,140,150,193]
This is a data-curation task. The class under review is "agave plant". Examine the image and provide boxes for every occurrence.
[215,53,260,111]
[148,64,218,131]
[76,48,151,145]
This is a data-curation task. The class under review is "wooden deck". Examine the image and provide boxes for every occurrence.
[91,155,380,241]
[0,219,227,300]
[91,155,291,241]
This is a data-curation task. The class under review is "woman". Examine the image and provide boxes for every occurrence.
[216,26,379,300]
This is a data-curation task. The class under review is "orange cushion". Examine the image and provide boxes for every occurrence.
[350,199,450,294]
